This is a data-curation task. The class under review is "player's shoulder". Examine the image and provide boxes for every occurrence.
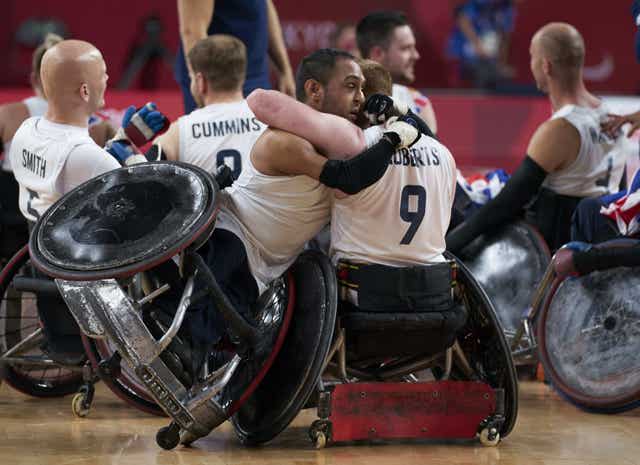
[0,101,29,117]
[0,102,30,136]
[533,117,579,145]
[528,118,581,172]
[416,134,455,166]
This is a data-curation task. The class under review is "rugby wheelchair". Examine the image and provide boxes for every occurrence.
[511,239,640,413]
[457,218,640,413]
[29,161,518,449]
[456,221,551,350]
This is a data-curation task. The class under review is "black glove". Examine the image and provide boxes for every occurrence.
[363,94,397,125]
[215,165,234,189]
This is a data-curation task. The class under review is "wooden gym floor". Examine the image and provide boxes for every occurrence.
[1,380,639,465]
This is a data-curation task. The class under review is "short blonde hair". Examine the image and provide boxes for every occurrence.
[188,34,247,92]
[359,59,392,97]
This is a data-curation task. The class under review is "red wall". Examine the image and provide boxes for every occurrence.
[1,0,638,92]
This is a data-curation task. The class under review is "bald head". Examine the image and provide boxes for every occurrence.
[41,40,108,120]
[530,22,585,92]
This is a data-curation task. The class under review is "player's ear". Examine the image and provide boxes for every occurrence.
[368,45,386,63]
[542,57,552,77]
[79,82,90,103]
[196,72,207,95]
[304,79,324,104]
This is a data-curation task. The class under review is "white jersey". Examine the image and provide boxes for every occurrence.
[178,100,266,177]
[331,134,457,267]
[216,155,331,292]
[10,117,119,222]
[543,103,625,197]
[2,96,48,172]
[392,84,432,116]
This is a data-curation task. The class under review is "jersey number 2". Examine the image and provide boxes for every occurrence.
[216,149,242,179]
[400,185,426,244]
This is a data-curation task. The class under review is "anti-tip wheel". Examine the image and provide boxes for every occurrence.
[156,423,181,450]
[479,427,501,446]
[309,420,329,449]
[313,431,327,449]
[71,393,90,418]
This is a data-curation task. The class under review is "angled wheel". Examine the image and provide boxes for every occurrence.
[232,250,338,445]
[537,266,640,413]
[447,252,519,438]
[0,246,83,397]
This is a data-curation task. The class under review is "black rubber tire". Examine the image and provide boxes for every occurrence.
[0,246,83,397]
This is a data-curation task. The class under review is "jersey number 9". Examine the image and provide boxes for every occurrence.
[400,185,426,245]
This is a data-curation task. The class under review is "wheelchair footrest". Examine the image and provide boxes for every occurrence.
[322,381,496,443]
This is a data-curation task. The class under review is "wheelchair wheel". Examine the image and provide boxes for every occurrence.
[448,253,519,438]
[458,221,550,336]
[0,246,83,397]
[82,335,164,416]
[537,267,640,413]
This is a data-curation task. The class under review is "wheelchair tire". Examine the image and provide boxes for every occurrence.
[0,245,83,397]
[537,268,640,413]
[447,252,519,438]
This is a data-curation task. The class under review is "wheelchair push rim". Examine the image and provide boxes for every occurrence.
[537,268,640,413]
[0,245,83,397]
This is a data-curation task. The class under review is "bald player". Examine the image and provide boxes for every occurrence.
[0,34,115,259]
[447,23,625,253]
[8,39,167,363]
[10,39,166,223]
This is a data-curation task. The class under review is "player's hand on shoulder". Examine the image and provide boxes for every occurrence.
[602,111,640,138]
[383,116,420,149]
[363,94,409,125]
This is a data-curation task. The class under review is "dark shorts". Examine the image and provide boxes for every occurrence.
[571,197,620,244]
[155,228,259,346]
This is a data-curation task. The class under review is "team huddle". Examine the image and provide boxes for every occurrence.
[0,10,633,389]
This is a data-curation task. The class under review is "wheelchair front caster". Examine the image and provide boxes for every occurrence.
[479,427,500,446]
[309,420,330,449]
[71,392,90,418]
[71,381,95,418]
[156,422,181,450]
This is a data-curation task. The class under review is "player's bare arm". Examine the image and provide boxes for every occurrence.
[178,0,215,68]
[527,118,581,174]
[0,102,29,144]
[153,121,181,161]
[247,89,366,157]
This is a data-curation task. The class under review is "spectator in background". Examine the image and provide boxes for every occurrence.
[447,0,520,89]
[329,23,360,57]
[175,0,295,114]
[356,11,438,134]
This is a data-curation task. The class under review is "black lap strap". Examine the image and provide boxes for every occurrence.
[336,260,455,313]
